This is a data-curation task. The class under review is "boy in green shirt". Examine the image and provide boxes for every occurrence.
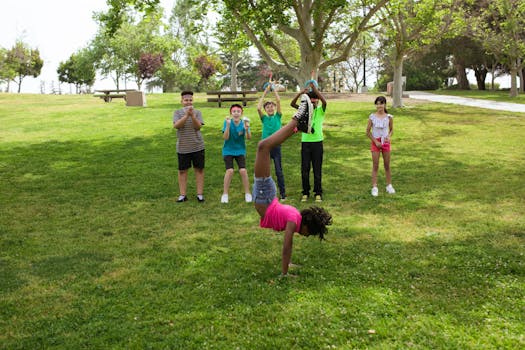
[291,82,327,202]
[257,84,287,200]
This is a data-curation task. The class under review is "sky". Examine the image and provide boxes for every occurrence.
[0,0,175,93]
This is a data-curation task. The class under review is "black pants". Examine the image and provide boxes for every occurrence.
[301,141,323,196]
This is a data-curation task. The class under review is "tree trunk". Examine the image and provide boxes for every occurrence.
[473,67,487,90]
[510,68,518,97]
[230,52,239,92]
[455,61,470,90]
[519,58,524,93]
[392,53,404,108]
[17,75,22,93]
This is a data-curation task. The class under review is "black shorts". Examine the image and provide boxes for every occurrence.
[178,150,205,170]
[223,155,246,170]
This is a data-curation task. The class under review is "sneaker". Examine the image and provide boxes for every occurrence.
[280,196,287,202]
[221,194,229,203]
[386,184,396,194]
[301,195,308,202]
[293,94,314,134]
[245,193,252,203]
[315,194,322,202]
[196,194,205,202]
[371,187,378,197]
[176,195,187,202]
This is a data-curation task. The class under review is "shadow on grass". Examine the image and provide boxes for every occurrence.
[1,114,524,348]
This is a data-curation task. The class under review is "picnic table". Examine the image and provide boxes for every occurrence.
[206,90,258,107]
[94,89,137,102]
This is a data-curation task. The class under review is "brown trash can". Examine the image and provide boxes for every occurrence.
[126,91,146,107]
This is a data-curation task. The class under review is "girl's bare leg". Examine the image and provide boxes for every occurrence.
[371,152,380,187]
[383,152,392,185]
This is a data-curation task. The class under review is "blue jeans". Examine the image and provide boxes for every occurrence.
[252,176,277,205]
[270,146,286,198]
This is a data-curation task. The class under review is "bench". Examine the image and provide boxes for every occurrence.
[206,90,258,107]
[94,89,137,102]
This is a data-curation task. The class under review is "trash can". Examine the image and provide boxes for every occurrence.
[126,91,146,107]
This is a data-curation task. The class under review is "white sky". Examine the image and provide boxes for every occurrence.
[0,0,175,93]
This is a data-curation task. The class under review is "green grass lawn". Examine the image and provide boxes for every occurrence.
[1,92,524,349]
[432,89,525,104]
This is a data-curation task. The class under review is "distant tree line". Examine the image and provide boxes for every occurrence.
[1,0,523,101]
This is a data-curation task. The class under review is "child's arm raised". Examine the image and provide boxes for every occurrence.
[274,89,282,114]
[257,85,270,118]
[310,83,327,111]
[290,87,309,109]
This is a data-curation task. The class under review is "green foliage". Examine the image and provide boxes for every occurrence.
[98,0,161,36]
[4,41,43,93]
[0,93,524,348]
[57,48,96,92]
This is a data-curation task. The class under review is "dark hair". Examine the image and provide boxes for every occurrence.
[307,91,319,99]
[181,91,194,96]
[300,206,332,240]
[374,95,388,113]
[263,101,276,108]
[230,103,243,113]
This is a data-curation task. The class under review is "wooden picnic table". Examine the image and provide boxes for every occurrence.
[206,90,258,107]
[94,89,137,102]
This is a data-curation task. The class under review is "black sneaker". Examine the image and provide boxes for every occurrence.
[196,194,205,202]
[293,94,314,133]
[176,195,188,202]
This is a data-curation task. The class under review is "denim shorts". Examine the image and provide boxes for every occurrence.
[252,176,277,204]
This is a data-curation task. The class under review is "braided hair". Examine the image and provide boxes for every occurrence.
[300,206,332,240]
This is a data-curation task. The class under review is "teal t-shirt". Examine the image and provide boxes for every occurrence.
[222,119,249,156]
[260,112,282,139]
[301,106,325,142]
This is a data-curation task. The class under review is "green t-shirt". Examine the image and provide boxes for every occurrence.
[301,105,325,142]
[261,112,282,139]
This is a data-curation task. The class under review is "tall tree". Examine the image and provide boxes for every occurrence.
[221,0,388,84]
[0,47,17,92]
[379,0,458,107]
[470,0,525,97]
[6,41,43,93]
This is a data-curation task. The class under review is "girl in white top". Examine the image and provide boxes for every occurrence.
[366,96,395,197]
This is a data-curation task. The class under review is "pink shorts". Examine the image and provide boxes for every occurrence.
[370,137,391,152]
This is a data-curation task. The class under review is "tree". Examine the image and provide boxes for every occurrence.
[138,53,164,87]
[57,48,96,93]
[471,0,525,97]
[5,41,43,93]
[378,0,457,107]
[221,0,389,84]
[0,47,17,92]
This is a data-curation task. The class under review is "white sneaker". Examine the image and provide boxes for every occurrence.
[371,187,379,197]
[221,194,229,203]
[245,193,252,203]
[386,184,396,194]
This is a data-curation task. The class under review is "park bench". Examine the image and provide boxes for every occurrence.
[94,89,137,102]
[206,90,258,107]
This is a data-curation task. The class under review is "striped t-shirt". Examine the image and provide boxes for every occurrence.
[173,108,205,154]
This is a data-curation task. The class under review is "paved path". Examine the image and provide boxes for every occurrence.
[407,91,525,113]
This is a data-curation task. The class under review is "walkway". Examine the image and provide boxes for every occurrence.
[407,91,525,113]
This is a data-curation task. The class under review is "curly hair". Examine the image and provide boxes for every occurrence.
[300,206,332,240]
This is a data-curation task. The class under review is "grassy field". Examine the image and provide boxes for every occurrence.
[1,92,524,349]
[433,89,525,104]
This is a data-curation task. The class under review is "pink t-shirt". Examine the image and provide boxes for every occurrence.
[260,198,302,232]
